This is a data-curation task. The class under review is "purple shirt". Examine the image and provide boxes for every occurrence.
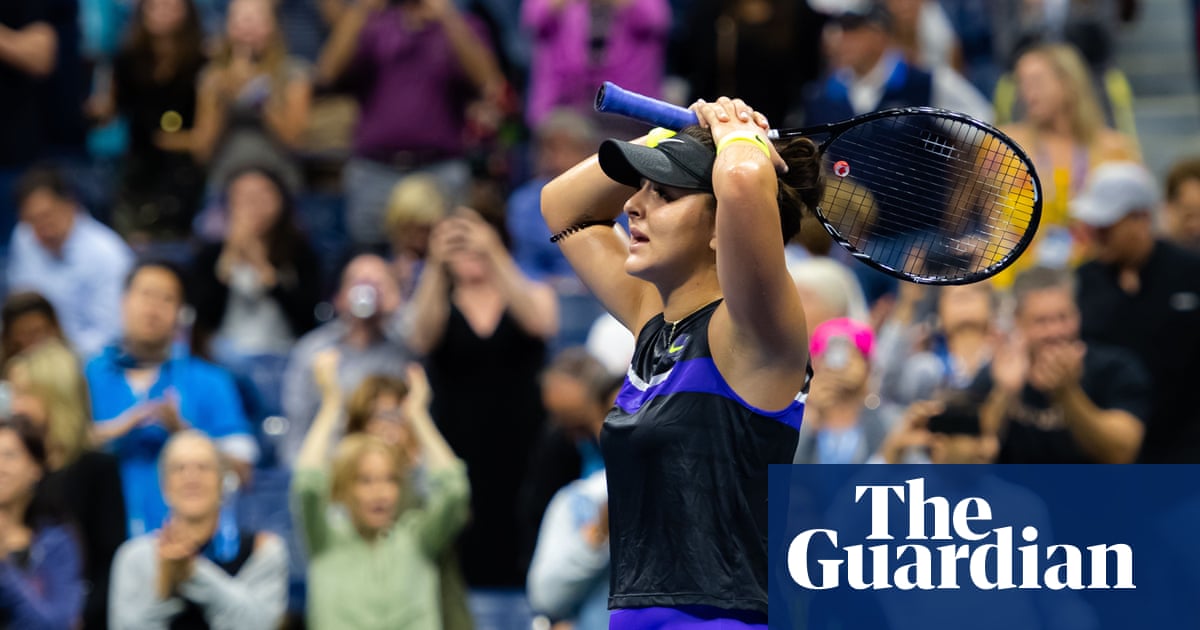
[522,0,669,127]
[348,9,489,159]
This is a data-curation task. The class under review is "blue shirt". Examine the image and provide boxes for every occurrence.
[7,211,134,360]
[86,345,257,536]
[507,177,575,281]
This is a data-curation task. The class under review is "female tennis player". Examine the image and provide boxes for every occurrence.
[541,96,822,627]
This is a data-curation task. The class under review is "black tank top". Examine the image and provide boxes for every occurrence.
[601,300,806,615]
[427,305,547,587]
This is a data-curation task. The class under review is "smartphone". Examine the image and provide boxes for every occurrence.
[927,402,981,436]
[823,335,851,370]
[0,382,11,417]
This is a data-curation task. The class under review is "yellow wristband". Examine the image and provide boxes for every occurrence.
[716,132,771,160]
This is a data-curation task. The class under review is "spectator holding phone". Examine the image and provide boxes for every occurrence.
[316,0,503,245]
[874,394,997,464]
[794,318,892,465]
[86,261,257,536]
[191,0,312,196]
[968,266,1148,464]
[279,253,409,467]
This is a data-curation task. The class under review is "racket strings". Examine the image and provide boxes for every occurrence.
[817,113,1038,283]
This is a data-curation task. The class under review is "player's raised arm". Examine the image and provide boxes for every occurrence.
[541,140,662,334]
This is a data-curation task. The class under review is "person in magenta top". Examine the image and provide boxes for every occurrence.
[522,0,670,129]
[318,0,503,245]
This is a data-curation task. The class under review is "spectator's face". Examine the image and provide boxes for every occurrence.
[5,312,58,358]
[795,285,840,340]
[884,0,920,29]
[122,267,183,347]
[226,0,275,53]
[1167,178,1200,250]
[1016,53,1066,127]
[349,450,400,534]
[391,221,435,258]
[929,433,997,464]
[19,189,74,254]
[1075,211,1155,266]
[227,172,282,240]
[542,372,605,441]
[536,131,593,179]
[6,365,47,429]
[809,341,870,406]
[337,256,402,321]
[447,249,490,284]
[365,392,416,456]
[836,23,888,75]
[1016,286,1080,353]
[0,429,40,509]
[162,436,223,521]
[937,285,993,336]
[143,0,188,37]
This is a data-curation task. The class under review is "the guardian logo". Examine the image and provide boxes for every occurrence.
[787,478,1135,591]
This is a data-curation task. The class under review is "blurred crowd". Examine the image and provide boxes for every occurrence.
[0,0,1198,628]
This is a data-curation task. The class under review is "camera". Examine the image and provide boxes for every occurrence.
[347,284,379,319]
[824,335,852,370]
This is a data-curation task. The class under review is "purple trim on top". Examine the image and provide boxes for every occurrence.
[616,358,805,431]
[610,607,768,629]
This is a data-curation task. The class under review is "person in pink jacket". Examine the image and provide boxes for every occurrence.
[522,0,670,132]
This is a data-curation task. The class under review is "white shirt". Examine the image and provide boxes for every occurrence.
[7,211,134,359]
[843,50,994,123]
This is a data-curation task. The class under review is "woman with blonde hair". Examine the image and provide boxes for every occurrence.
[7,341,126,629]
[384,175,449,298]
[998,43,1140,283]
[293,350,470,629]
[191,0,312,195]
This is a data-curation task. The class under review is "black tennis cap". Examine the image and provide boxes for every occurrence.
[598,132,714,192]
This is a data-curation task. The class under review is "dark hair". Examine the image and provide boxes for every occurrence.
[1011,266,1075,313]
[0,414,66,530]
[123,0,206,80]
[345,374,410,435]
[223,165,306,270]
[679,127,825,244]
[125,258,189,305]
[14,166,73,208]
[544,347,618,406]
[1,292,64,364]
[1166,157,1200,203]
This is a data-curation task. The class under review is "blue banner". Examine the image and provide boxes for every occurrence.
[768,465,1200,630]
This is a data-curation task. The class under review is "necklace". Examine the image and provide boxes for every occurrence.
[665,297,722,344]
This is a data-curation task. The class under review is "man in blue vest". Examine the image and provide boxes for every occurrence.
[804,2,992,126]
[802,2,993,305]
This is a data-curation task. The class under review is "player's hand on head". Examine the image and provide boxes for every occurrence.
[690,96,786,174]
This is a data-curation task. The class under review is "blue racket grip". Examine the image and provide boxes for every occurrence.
[595,82,698,131]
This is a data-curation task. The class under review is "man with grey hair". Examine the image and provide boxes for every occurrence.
[967,266,1149,463]
[110,431,288,630]
[1072,161,1200,462]
[279,253,409,466]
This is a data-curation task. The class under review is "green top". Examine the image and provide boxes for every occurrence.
[292,461,471,630]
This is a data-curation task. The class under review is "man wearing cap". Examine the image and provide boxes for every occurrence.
[1071,161,1200,462]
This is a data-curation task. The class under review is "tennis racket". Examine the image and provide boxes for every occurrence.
[596,82,1042,285]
